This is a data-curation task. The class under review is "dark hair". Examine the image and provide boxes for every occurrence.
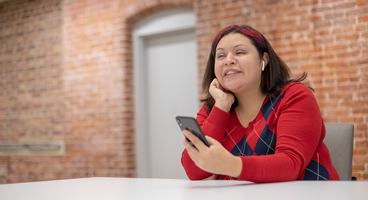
[202,25,312,112]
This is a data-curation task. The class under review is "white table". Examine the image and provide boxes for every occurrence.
[0,177,367,200]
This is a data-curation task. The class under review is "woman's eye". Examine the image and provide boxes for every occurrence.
[217,54,225,58]
[236,51,245,55]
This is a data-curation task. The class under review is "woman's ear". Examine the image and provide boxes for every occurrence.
[262,52,270,68]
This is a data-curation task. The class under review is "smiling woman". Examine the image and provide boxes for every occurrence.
[181,25,340,183]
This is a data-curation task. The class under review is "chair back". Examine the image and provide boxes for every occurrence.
[324,123,354,180]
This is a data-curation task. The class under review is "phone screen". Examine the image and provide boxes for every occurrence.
[175,116,210,147]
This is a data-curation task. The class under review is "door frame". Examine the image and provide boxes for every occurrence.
[133,8,196,178]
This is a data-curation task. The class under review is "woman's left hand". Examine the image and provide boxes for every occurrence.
[183,130,242,178]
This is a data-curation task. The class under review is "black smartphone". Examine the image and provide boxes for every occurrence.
[175,116,210,147]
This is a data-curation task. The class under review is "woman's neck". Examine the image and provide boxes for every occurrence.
[234,87,266,128]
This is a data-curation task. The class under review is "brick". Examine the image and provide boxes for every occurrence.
[359,15,368,23]
[299,0,318,7]
[292,24,311,32]
[349,76,360,82]
[336,33,360,41]
[337,50,360,58]
[301,63,323,70]
[289,40,311,47]
[355,141,368,148]
[349,41,368,49]
[314,20,331,28]
[275,3,296,12]
[354,132,364,139]
[324,12,343,20]
[357,0,368,6]
[326,61,348,68]
[314,93,326,100]
[321,0,344,3]
[324,78,334,84]
[364,49,368,56]
[357,91,368,98]
[336,67,359,75]
[359,82,368,90]
[323,116,339,123]
[349,57,368,65]
[333,2,356,10]
[313,79,323,84]
[301,47,322,54]
[353,148,368,155]
[314,86,336,92]
[332,28,342,34]
[340,25,357,34]
[317,29,330,36]
[352,164,365,171]
[315,37,334,44]
[341,100,368,107]
[341,116,364,123]
[277,50,298,56]
[276,19,297,26]
[325,44,348,52]
[352,108,368,114]
[272,43,288,49]
[355,124,368,130]
[312,54,335,61]
[346,7,368,17]
[288,8,309,16]
[329,93,352,100]
[337,84,358,91]
[325,108,350,115]
[266,0,283,5]
[311,70,334,77]
[311,6,332,13]
[333,18,356,26]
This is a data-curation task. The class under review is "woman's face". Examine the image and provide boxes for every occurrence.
[214,33,265,94]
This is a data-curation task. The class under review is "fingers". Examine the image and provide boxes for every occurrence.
[182,136,200,164]
[182,135,196,152]
[210,78,222,91]
[205,135,219,146]
[183,130,208,152]
[209,78,217,90]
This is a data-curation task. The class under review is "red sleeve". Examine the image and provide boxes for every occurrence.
[236,83,322,182]
[181,104,231,180]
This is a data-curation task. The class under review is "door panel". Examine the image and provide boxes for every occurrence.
[144,30,198,179]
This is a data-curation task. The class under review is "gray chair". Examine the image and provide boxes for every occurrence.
[324,123,354,180]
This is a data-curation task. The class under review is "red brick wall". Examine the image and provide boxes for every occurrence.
[0,0,367,183]
[0,0,64,183]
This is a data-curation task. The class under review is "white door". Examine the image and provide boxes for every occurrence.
[133,8,198,179]
[144,29,198,179]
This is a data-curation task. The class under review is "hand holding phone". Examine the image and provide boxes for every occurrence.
[176,116,210,147]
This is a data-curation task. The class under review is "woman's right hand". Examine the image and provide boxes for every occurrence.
[209,78,234,112]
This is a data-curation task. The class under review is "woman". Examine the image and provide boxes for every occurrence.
[181,25,339,182]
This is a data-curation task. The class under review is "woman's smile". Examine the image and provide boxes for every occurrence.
[224,69,242,77]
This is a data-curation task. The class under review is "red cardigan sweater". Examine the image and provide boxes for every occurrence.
[181,83,340,182]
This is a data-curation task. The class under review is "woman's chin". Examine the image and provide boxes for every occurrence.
[223,85,243,93]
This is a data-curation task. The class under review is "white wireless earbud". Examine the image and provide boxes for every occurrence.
[262,61,265,71]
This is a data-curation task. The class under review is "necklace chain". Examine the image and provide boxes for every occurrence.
[236,97,265,128]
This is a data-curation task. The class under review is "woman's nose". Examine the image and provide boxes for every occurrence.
[225,53,236,66]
